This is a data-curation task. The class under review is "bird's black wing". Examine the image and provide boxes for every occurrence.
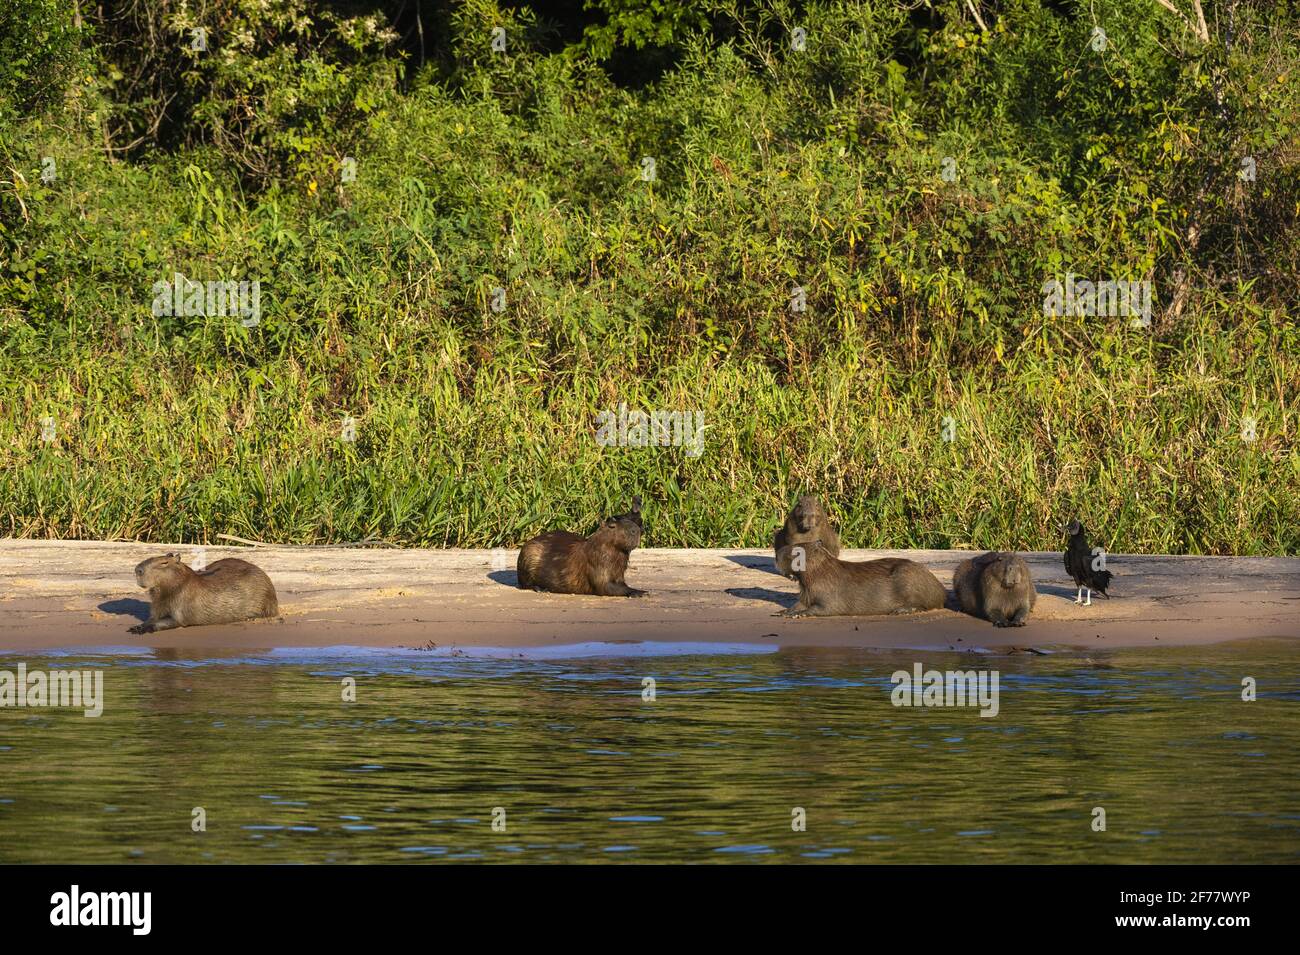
[1064,535,1091,586]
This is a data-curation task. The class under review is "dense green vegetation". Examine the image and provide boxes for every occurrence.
[1,0,1296,553]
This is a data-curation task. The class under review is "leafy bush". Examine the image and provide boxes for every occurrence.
[0,0,1295,553]
[0,0,86,121]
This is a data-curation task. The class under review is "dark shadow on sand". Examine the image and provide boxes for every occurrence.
[487,570,519,587]
[98,598,151,622]
[725,587,796,608]
[1036,583,1109,600]
[724,554,785,576]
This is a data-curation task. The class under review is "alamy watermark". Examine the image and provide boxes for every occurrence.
[0,663,103,717]
[151,272,261,327]
[595,403,705,458]
[1042,274,1152,328]
[890,663,999,717]
[50,885,150,935]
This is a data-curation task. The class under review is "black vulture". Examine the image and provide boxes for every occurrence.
[1064,519,1113,605]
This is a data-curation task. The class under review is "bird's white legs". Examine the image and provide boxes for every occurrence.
[1084,588,1093,607]
[1074,586,1083,604]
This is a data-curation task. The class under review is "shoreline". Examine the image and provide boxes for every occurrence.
[2,540,1297,653]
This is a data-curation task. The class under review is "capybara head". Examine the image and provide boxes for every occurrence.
[135,553,186,589]
[990,555,1024,589]
[616,495,643,529]
[791,495,827,533]
[596,513,642,552]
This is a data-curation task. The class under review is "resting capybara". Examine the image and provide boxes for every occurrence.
[773,495,840,577]
[516,499,646,597]
[953,551,1037,627]
[774,539,945,617]
[130,554,279,634]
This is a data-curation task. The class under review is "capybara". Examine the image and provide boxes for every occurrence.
[773,495,840,577]
[130,554,279,633]
[954,551,1037,627]
[517,499,645,597]
[775,539,945,617]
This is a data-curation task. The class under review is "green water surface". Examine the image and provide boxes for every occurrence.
[0,640,1296,863]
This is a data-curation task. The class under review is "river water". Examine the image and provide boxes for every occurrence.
[1,639,1296,863]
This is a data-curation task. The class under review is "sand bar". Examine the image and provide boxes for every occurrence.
[0,539,1297,652]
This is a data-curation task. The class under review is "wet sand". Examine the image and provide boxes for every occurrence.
[0,539,1297,652]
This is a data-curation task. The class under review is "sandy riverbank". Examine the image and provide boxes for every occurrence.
[1,539,1297,652]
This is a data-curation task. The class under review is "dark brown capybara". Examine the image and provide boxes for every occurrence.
[516,498,646,597]
[953,551,1037,627]
[773,495,841,577]
[130,554,279,633]
[774,539,945,617]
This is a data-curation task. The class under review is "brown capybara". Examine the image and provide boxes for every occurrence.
[516,499,646,597]
[130,554,279,633]
[953,551,1037,627]
[774,539,945,617]
[773,495,841,577]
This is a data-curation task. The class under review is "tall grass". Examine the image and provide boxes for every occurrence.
[0,1,1296,554]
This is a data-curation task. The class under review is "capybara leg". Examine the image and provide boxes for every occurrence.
[600,581,646,597]
[890,607,917,615]
[780,601,835,617]
[1009,608,1029,627]
[990,612,1011,628]
[130,615,178,634]
[776,600,810,618]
